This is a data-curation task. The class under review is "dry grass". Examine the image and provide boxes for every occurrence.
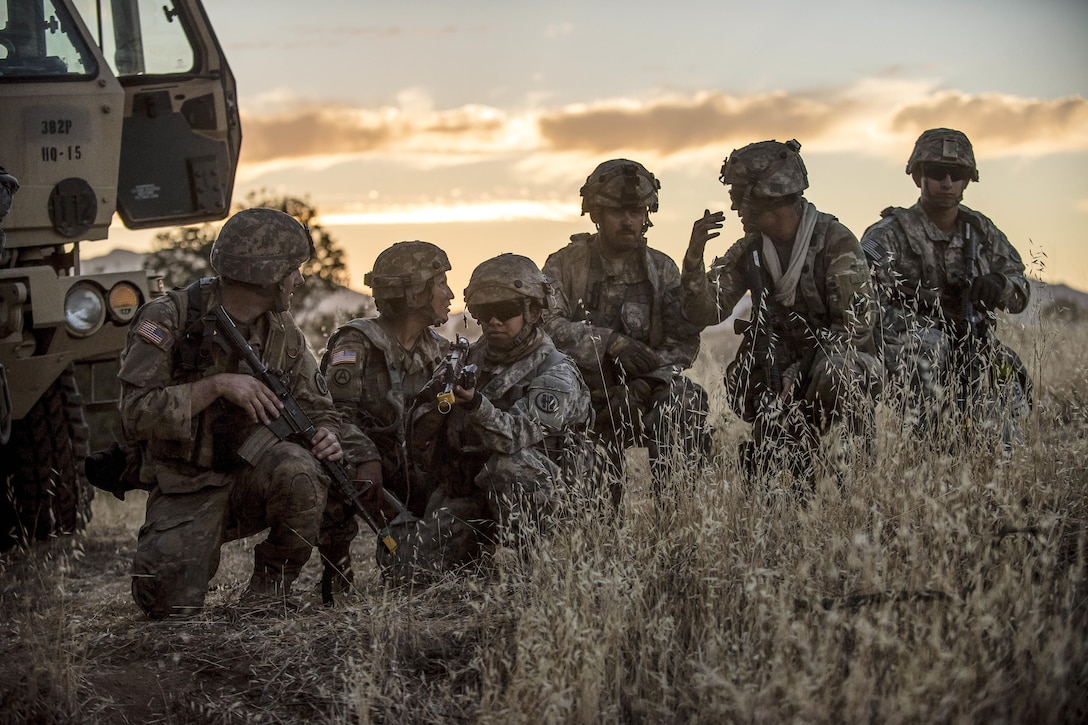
[2,311,1085,724]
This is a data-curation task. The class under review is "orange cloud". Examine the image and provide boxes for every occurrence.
[889,92,1088,149]
[239,104,510,164]
[537,92,845,153]
[237,86,1088,167]
[240,108,394,162]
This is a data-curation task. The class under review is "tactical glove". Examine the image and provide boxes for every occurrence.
[970,273,1005,310]
[606,333,661,378]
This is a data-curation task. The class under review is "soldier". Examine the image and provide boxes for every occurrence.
[120,208,365,618]
[861,128,1031,448]
[542,159,709,489]
[684,140,882,482]
[393,254,591,579]
[317,241,453,593]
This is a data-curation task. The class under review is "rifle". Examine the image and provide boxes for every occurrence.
[733,247,783,420]
[209,305,401,557]
[436,334,478,414]
[958,223,991,414]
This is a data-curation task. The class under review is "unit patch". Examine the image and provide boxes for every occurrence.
[332,368,352,387]
[315,371,330,396]
[535,392,560,414]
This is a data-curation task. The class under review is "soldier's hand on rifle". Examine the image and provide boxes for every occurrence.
[310,426,343,462]
[354,459,384,514]
[685,209,726,264]
[970,273,1005,310]
[208,373,283,424]
[607,333,661,377]
[450,383,485,413]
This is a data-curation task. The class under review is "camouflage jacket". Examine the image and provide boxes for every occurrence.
[683,209,879,370]
[542,233,701,393]
[322,317,449,469]
[860,202,1029,348]
[119,278,361,493]
[410,331,591,464]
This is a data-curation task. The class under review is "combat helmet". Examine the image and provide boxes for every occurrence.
[464,253,553,309]
[905,128,979,182]
[719,139,808,198]
[364,241,451,302]
[580,159,660,214]
[210,208,313,285]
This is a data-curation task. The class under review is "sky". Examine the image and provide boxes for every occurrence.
[101,0,1088,309]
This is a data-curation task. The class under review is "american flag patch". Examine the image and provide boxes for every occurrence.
[329,348,357,366]
[136,319,168,347]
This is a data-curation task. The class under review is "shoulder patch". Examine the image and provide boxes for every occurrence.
[329,348,357,366]
[535,391,560,414]
[315,371,330,396]
[331,368,352,388]
[135,319,169,348]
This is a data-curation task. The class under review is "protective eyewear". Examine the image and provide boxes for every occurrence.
[470,300,523,322]
[923,164,972,182]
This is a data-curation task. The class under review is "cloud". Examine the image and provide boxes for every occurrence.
[537,92,846,154]
[239,102,518,165]
[889,92,1088,155]
[236,84,1088,170]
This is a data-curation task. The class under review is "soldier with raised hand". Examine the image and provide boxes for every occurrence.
[394,254,591,579]
[861,128,1031,449]
[120,208,362,617]
[543,159,710,490]
[317,241,453,594]
[684,140,882,483]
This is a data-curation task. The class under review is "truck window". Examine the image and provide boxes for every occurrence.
[73,0,195,77]
[0,0,97,78]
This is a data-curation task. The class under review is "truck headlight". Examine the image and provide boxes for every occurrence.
[107,281,142,323]
[64,283,106,337]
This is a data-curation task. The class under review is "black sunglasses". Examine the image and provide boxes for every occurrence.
[922,164,972,182]
[470,299,523,322]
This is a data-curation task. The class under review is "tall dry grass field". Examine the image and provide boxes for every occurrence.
[1,303,1085,723]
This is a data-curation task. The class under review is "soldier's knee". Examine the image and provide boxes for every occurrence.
[268,447,326,512]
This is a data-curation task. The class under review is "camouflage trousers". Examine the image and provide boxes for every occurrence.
[889,325,1031,449]
[382,448,562,582]
[731,348,880,483]
[594,374,711,487]
[132,441,327,619]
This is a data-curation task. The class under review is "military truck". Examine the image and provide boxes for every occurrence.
[0,0,240,548]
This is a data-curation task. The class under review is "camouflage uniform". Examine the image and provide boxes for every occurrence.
[684,214,882,415]
[861,129,1031,446]
[317,241,452,591]
[684,140,881,479]
[322,319,448,511]
[120,210,355,618]
[393,255,592,578]
[543,161,709,482]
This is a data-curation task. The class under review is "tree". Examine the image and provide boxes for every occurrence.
[145,191,348,311]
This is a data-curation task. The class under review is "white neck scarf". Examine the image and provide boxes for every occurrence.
[761,199,818,308]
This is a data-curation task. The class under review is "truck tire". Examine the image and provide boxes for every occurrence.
[0,367,94,550]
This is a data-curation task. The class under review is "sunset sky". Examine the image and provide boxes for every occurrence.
[104,0,1088,307]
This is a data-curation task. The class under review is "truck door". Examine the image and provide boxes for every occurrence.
[93,0,241,228]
